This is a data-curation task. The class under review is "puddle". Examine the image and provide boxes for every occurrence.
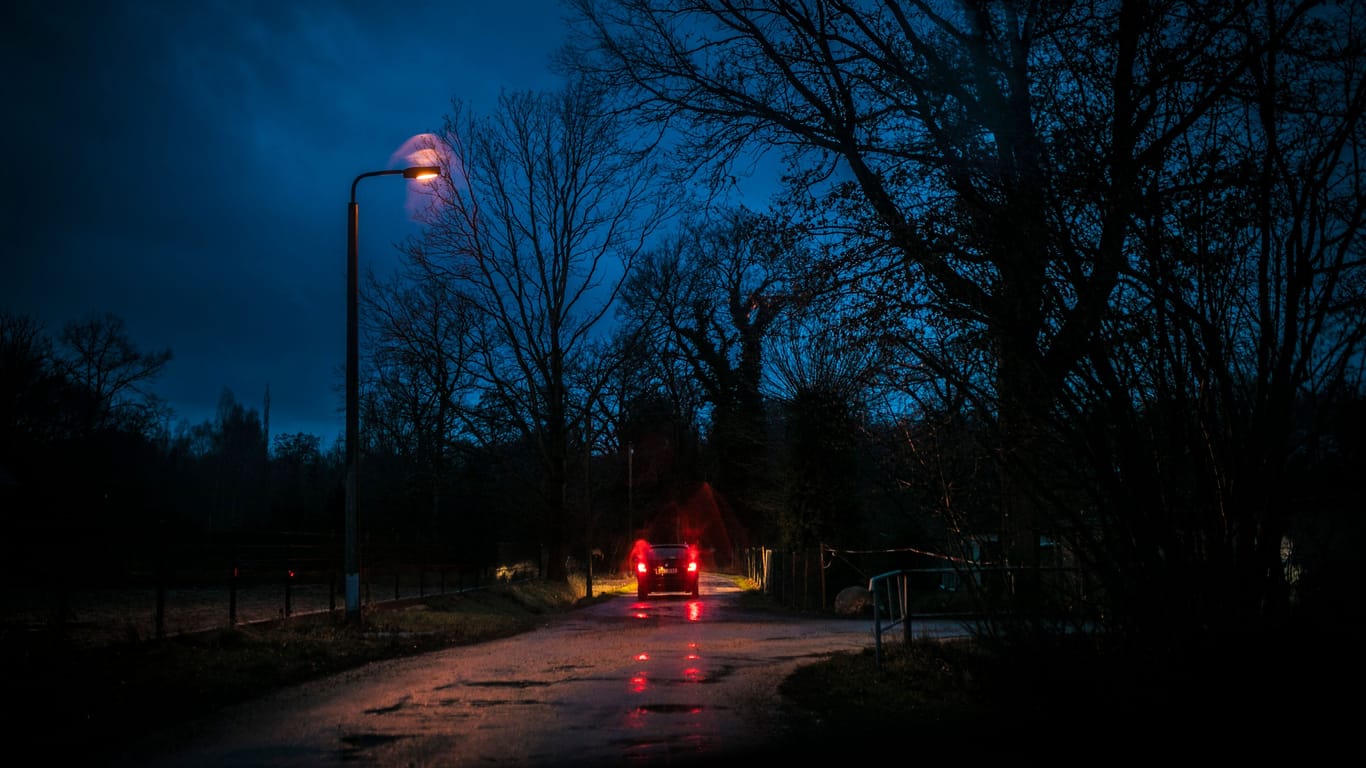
[465,679,551,688]
[468,698,542,707]
[363,696,409,714]
[632,703,704,714]
[339,731,406,758]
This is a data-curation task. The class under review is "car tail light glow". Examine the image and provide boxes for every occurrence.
[636,561,647,575]
[686,561,697,573]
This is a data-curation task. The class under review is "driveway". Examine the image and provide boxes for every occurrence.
[114,573,972,767]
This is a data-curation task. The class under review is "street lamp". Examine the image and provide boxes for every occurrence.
[627,442,634,541]
[345,165,440,624]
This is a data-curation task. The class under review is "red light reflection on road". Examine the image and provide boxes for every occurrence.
[635,653,649,661]
[630,672,648,694]
[683,667,702,682]
[687,600,703,621]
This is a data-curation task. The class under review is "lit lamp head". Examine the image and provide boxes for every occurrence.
[403,165,441,180]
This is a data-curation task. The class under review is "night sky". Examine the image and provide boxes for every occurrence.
[5,0,572,446]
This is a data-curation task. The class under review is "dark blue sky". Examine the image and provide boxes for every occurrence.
[5,0,573,446]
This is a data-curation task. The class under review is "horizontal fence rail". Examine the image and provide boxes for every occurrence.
[1,531,543,647]
[742,543,1094,610]
[741,542,1099,671]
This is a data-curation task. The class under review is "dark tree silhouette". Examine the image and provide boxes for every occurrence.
[567,0,1366,647]
[362,269,478,542]
[403,80,674,581]
[57,312,171,435]
[621,207,811,541]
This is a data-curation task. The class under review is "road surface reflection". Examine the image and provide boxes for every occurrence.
[118,572,972,767]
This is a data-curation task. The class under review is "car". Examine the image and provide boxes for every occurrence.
[634,542,700,599]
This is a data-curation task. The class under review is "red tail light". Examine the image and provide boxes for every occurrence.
[636,561,647,575]
[687,561,698,573]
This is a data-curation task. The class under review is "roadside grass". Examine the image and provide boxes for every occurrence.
[770,621,1356,760]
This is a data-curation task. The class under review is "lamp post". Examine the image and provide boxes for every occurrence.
[627,442,633,541]
[345,165,440,625]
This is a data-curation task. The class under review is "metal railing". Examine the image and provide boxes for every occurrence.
[869,569,911,671]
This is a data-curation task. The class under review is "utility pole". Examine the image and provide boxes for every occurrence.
[584,409,593,599]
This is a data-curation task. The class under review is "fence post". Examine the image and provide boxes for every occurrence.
[764,548,771,594]
[802,549,809,609]
[229,564,238,627]
[155,534,167,641]
[901,571,911,646]
[820,543,827,611]
[872,575,884,671]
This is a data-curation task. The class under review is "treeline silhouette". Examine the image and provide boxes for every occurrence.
[0,310,527,589]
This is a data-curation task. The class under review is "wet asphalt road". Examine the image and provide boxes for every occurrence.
[112,573,972,767]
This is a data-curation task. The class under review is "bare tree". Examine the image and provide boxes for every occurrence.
[405,80,674,581]
[57,312,171,435]
[0,311,72,447]
[362,269,477,538]
[567,0,1365,642]
[179,388,269,531]
[1052,0,1366,640]
[767,311,881,549]
[621,206,812,540]
[588,315,712,564]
